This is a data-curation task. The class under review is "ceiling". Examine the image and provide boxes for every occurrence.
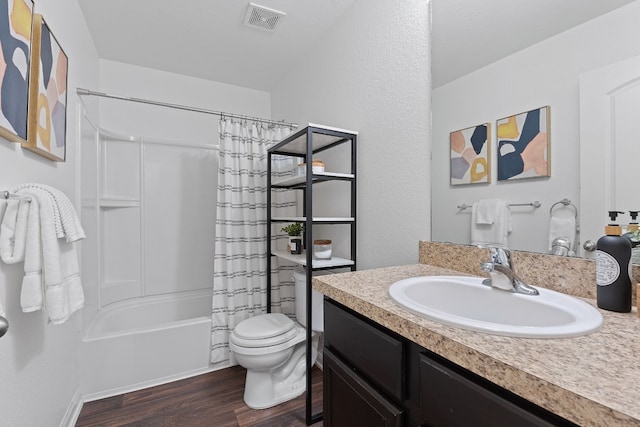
[77,0,356,92]
[78,0,637,92]
[431,0,636,87]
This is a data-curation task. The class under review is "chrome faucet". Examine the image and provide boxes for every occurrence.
[480,246,539,296]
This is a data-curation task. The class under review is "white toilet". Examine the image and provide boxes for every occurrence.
[229,268,324,409]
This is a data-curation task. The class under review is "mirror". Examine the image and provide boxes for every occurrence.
[430,0,640,259]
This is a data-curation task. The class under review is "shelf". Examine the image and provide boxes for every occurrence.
[99,198,141,208]
[272,172,355,188]
[267,123,356,426]
[272,216,354,224]
[272,250,355,269]
[269,123,358,156]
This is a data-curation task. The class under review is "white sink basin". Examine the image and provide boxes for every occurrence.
[388,276,603,338]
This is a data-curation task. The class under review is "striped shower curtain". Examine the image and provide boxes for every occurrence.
[211,119,295,366]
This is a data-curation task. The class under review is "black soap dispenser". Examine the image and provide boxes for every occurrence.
[625,211,640,240]
[626,211,640,264]
[596,211,632,312]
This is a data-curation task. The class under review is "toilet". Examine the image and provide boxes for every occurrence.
[229,268,324,409]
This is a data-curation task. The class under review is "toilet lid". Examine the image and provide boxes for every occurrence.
[231,313,297,348]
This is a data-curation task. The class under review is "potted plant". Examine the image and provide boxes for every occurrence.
[282,223,304,254]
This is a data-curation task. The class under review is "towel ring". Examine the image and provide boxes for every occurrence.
[550,198,578,219]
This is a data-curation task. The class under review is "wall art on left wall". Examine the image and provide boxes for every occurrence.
[23,13,68,161]
[0,0,34,144]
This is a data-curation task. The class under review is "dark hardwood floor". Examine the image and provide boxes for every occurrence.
[75,365,323,427]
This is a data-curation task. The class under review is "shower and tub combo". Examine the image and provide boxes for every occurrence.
[79,104,218,398]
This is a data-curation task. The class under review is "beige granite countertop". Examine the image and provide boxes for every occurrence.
[313,243,640,427]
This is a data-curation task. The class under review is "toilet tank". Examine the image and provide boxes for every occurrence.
[293,267,326,332]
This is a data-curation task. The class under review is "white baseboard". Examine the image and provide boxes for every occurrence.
[82,364,227,403]
[61,389,84,427]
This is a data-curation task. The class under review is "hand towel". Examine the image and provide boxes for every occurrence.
[0,199,7,222]
[16,188,84,324]
[20,193,43,312]
[475,199,500,224]
[0,199,30,263]
[0,199,7,315]
[471,200,511,246]
[12,183,86,242]
[548,216,576,251]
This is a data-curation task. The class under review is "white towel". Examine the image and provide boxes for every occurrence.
[16,187,84,324]
[548,216,576,251]
[471,200,511,246]
[12,183,85,242]
[0,199,7,222]
[0,201,6,319]
[20,194,43,312]
[0,199,30,263]
[475,199,500,224]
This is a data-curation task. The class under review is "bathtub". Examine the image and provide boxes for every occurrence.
[80,289,217,400]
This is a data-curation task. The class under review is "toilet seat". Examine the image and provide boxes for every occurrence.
[231,313,299,348]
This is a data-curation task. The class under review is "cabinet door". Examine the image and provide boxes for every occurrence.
[419,353,567,427]
[324,299,405,401]
[324,349,404,427]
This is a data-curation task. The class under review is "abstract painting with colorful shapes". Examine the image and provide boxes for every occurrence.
[450,122,491,185]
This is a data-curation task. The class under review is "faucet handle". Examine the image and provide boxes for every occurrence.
[480,261,495,273]
[480,245,512,267]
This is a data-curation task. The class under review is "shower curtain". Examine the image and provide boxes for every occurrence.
[211,119,295,366]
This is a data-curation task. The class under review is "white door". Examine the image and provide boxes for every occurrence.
[579,55,640,258]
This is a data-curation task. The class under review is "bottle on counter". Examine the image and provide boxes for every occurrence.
[623,210,640,264]
[596,210,632,313]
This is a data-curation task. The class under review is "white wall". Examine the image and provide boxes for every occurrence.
[97,59,272,144]
[0,0,100,425]
[432,1,640,255]
[271,0,432,270]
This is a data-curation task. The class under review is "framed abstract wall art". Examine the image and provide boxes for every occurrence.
[0,0,34,143]
[450,123,490,185]
[23,14,68,161]
[496,106,550,181]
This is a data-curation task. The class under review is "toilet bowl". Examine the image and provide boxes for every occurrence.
[230,268,324,409]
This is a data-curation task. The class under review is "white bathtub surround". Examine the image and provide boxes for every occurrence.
[0,185,85,324]
[211,120,295,366]
[81,289,213,399]
[78,122,220,398]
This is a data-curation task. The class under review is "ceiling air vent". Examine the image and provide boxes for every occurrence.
[243,3,286,33]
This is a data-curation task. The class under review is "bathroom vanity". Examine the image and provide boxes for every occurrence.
[323,298,575,426]
[314,242,640,427]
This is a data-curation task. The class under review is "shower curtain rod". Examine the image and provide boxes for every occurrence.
[76,88,299,129]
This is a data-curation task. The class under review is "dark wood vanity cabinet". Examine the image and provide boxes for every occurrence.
[323,298,405,427]
[323,298,578,427]
[323,349,404,427]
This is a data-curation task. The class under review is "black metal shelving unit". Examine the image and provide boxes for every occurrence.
[267,124,357,425]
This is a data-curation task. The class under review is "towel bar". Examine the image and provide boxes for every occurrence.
[0,316,7,338]
[457,201,541,210]
[2,191,31,201]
